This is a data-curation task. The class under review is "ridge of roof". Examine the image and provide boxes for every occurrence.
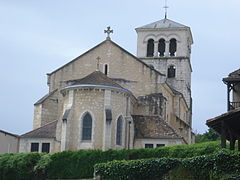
[67,71,123,88]
[20,120,57,138]
[136,18,188,30]
[0,130,19,138]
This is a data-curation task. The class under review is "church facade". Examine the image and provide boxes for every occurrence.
[19,18,194,153]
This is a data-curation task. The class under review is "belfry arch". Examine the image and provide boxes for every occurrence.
[158,38,166,56]
[147,39,154,57]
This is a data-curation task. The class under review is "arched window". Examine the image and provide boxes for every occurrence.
[147,39,154,57]
[167,65,176,78]
[116,116,123,145]
[158,38,165,56]
[104,64,108,75]
[169,38,177,56]
[82,112,92,140]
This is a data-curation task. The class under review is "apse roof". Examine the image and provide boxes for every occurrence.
[132,115,181,139]
[67,71,123,88]
[20,121,57,138]
[136,18,188,30]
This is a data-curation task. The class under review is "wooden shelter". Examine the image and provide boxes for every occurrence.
[206,69,240,151]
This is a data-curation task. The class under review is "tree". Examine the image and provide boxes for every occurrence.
[195,128,220,143]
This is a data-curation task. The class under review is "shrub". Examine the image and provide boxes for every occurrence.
[0,152,42,180]
[45,149,129,179]
[34,154,52,180]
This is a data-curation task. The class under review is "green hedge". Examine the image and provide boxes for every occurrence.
[0,152,42,180]
[95,158,180,180]
[0,141,222,180]
[44,141,220,179]
[94,150,240,180]
[183,150,240,180]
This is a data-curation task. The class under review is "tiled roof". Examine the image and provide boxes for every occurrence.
[20,121,57,138]
[229,69,240,77]
[132,115,181,139]
[68,71,124,88]
[136,18,187,30]
[223,68,240,82]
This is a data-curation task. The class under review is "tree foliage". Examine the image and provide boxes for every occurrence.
[195,128,220,143]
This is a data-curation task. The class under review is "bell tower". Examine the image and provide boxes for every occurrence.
[135,18,193,108]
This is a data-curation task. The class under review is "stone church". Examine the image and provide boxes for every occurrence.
[19,17,194,153]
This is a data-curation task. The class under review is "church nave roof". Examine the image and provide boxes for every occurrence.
[20,120,57,138]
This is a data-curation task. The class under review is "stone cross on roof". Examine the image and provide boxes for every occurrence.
[96,56,100,71]
[163,0,169,19]
[104,26,113,40]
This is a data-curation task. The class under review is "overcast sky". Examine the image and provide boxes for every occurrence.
[0,0,239,135]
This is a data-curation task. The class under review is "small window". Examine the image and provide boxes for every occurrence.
[104,64,108,75]
[169,38,177,56]
[158,38,165,56]
[156,144,165,147]
[167,65,176,78]
[42,143,50,153]
[147,39,154,57]
[116,116,123,145]
[31,143,39,152]
[145,144,154,149]
[82,112,92,140]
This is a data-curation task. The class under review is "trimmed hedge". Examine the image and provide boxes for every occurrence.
[94,150,240,180]
[95,158,180,180]
[0,141,223,179]
[183,150,240,180]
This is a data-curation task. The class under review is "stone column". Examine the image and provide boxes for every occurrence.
[165,41,170,57]
[61,120,67,151]
[154,41,159,57]
[103,90,112,151]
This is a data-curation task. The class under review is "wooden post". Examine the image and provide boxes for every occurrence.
[238,136,240,152]
[227,83,231,111]
[221,121,226,148]
[230,132,235,151]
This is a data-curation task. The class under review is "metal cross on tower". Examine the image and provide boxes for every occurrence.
[96,56,100,71]
[104,26,113,40]
[163,0,169,19]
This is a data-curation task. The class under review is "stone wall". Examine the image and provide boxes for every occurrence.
[0,131,19,154]
[33,90,58,129]
[134,138,183,149]
[19,138,56,153]
[48,41,165,98]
